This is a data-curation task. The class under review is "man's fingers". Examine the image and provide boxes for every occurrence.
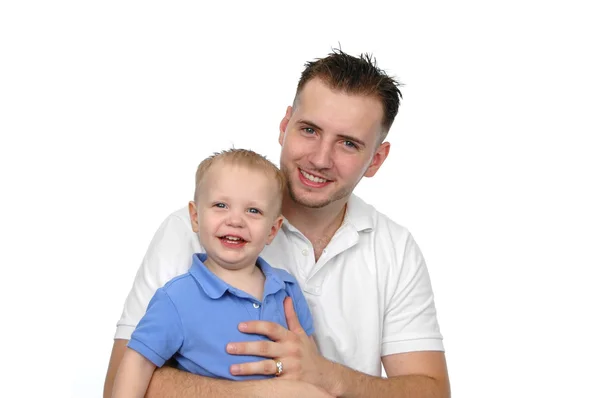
[226,339,285,357]
[230,359,278,376]
[283,296,304,333]
[238,320,289,341]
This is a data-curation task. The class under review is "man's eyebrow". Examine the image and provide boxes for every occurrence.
[338,134,365,147]
[296,119,366,147]
[296,119,323,131]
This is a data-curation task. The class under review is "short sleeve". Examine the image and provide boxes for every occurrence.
[127,289,185,367]
[381,233,444,356]
[115,208,201,340]
[285,278,315,336]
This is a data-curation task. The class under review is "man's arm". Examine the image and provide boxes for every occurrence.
[324,230,449,397]
[145,368,335,398]
[327,351,450,398]
[103,340,336,398]
[228,299,450,397]
[146,367,258,398]
[229,324,449,397]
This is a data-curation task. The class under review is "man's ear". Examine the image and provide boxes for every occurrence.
[188,201,200,233]
[266,215,284,244]
[364,141,391,178]
[279,106,293,146]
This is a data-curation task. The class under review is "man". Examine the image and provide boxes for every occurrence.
[104,49,450,398]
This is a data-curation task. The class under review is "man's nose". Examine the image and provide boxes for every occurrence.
[308,142,334,170]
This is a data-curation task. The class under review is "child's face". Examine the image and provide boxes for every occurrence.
[189,162,283,271]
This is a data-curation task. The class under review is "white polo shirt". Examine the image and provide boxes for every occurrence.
[116,194,444,376]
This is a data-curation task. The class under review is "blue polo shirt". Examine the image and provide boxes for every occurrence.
[128,253,314,380]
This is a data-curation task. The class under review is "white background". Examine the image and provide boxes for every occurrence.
[1,1,599,397]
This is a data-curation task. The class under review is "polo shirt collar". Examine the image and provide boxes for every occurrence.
[189,253,293,300]
[282,194,374,233]
[257,256,296,297]
[344,194,375,232]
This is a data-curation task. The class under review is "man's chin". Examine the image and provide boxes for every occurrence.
[297,199,332,209]
[289,189,335,209]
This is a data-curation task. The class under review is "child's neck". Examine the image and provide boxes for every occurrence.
[203,257,265,301]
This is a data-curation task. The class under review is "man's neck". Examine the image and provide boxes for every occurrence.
[282,194,348,260]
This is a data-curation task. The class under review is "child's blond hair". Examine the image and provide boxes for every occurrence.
[194,148,286,215]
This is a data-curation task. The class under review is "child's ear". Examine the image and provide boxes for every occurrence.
[188,201,200,233]
[266,215,284,244]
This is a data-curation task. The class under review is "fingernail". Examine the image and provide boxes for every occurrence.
[231,364,240,374]
[227,343,236,353]
[239,322,247,331]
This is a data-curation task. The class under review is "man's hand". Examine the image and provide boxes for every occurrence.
[227,297,334,392]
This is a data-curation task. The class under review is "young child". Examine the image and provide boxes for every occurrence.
[111,149,314,397]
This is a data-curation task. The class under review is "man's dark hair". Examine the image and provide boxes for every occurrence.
[295,48,403,140]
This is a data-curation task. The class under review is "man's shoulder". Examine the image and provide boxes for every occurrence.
[351,196,424,277]
[150,206,194,241]
[165,206,192,225]
[147,206,201,255]
[350,194,412,240]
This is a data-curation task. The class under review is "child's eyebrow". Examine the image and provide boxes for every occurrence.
[246,201,266,209]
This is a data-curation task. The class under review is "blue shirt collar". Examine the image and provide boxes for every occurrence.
[189,253,294,300]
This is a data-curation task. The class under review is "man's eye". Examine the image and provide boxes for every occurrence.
[303,127,316,134]
[343,140,358,149]
[248,208,262,215]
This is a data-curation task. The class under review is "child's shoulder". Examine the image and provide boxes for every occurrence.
[258,256,299,285]
[269,266,299,285]
[159,272,197,298]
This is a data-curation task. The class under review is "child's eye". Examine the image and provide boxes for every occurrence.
[214,202,227,208]
[247,208,262,215]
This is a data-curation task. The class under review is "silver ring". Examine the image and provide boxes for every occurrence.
[274,359,283,376]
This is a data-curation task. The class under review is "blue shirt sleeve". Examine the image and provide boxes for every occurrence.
[285,277,315,337]
[127,288,184,367]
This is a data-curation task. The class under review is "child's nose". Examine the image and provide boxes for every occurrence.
[225,211,244,227]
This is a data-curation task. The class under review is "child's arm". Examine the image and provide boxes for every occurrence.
[111,347,157,398]
[109,287,183,397]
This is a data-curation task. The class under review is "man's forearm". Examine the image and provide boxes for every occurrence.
[330,363,450,398]
[146,367,334,398]
[146,367,268,398]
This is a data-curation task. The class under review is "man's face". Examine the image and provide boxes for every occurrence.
[278,78,391,209]
[189,162,283,271]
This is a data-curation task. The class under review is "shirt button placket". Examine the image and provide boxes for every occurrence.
[253,301,261,320]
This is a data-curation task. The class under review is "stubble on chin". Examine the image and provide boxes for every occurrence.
[282,164,350,209]
[286,179,351,209]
